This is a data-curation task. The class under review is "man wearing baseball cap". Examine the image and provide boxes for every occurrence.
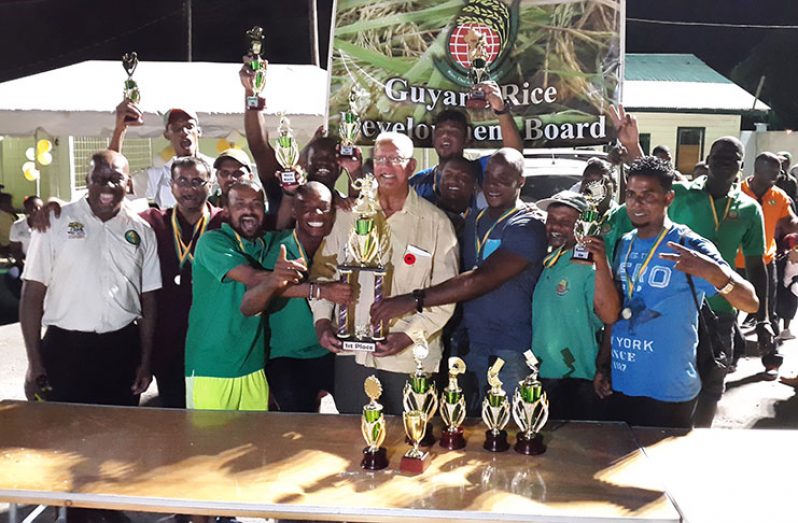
[210,148,255,208]
[532,190,619,420]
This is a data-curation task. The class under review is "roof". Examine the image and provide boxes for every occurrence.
[623,54,770,113]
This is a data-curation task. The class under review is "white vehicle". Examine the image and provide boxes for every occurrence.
[520,148,609,203]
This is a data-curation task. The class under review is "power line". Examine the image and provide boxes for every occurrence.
[627,17,798,30]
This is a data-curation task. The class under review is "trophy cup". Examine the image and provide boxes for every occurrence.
[339,84,370,157]
[336,174,391,352]
[481,358,511,452]
[245,26,267,110]
[512,350,549,455]
[464,29,491,110]
[572,181,607,263]
[439,357,467,450]
[361,375,389,470]
[275,114,303,187]
[400,410,429,474]
[121,52,143,125]
[402,335,439,447]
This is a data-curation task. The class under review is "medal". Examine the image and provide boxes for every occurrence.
[621,307,632,320]
[172,208,209,272]
[174,274,181,286]
[622,226,671,316]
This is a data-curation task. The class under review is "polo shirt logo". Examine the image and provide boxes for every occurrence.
[67,222,85,239]
[769,199,777,206]
[556,279,569,296]
[727,210,738,219]
[125,230,141,246]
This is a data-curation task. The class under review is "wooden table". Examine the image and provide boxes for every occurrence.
[0,400,678,522]
[632,427,797,523]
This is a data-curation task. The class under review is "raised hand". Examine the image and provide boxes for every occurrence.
[272,244,307,288]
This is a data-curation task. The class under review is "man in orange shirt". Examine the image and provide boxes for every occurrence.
[736,153,798,344]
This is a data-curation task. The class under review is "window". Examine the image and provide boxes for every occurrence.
[675,127,705,175]
[639,133,651,156]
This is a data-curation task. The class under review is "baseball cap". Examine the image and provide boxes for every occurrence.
[214,148,252,172]
[536,190,588,213]
[163,108,199,128]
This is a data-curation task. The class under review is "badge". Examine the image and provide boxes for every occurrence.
[67,221,85,240]
[621,307,632,320]
[404,253,416,266]
[728,210,738,219]
[125,229,141,246]
[769,199,776,206]
[555,279,569,296]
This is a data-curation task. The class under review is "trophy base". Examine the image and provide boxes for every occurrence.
[399,453,428,474]
[361,446,389,470]
[440,427,466,450]
[483,429,510,452]
[280,169,298,186]
[465,92,490,110]
[515,433,546,455]
[571,244,594,264]
[246,95,265,110]
[341,339,377,352]
[406,424,436,447]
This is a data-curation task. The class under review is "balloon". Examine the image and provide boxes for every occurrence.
[25,147,35,161]
[37,151,53,166]
[159,146,175,162]
[216,139,232,154]
[36,139,52,155]
[22,161,40,181]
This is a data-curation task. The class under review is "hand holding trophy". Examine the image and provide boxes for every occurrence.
[439,357,467,450]
[512,350,549,455]
[361,375,388,470]
[121,52,143,125]
[572,181,607,263]
[481,357,511,452]
[339,84,370,158]
[402,335,438,447]
[274,114,304,188]
[464,29,492,110]
[245,26,267,110]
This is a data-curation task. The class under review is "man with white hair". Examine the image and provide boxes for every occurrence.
[311,132,459,414]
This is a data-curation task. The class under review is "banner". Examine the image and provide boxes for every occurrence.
[328,0,624,148]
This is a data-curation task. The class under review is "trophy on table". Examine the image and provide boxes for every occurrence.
[121,52,143,125]
[512,350,549,455]
[572,180,607,263]
[360,375,389,470]
[481,358,511,452]
[402,335,439,447]
[275,114,304,187]
[464,29,492,110]
[339,84,370,158]
[439,357,467,450]
[245,26,267,110]
[400,409,429,474]
[336,174,391,352]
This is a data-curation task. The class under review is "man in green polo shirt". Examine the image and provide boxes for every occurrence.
[185,181,306,411]
[533,191,620,420]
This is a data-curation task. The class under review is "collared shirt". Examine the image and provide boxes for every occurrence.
[23,198,162,333]
[410,157,489,210]
[735,179,791,267]
[9,217,32,255]
[310,189,459,374]
[136,153,215,209]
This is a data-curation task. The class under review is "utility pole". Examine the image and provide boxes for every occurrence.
[309,0,319,66]
[186,0,193,62]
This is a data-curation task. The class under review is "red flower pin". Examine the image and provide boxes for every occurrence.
[404,253,416,265]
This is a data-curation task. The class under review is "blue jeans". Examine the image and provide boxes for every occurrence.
[461,344,529,417]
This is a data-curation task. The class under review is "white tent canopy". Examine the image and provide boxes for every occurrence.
[0,60,328,141]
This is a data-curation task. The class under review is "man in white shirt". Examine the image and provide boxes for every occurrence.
[20,150,162,405]
[9,195,42,259]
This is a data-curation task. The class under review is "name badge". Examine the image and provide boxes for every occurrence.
[483,238,502,259]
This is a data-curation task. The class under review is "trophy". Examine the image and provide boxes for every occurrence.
[121,52,143,125]
[336,174,391,352]
[439,357,467,450]
[402,335,439,447]
[572,181,607,263]
[512,351,549,455]
[275,114,303,187]
[361,375,389,470]
[245,26,267,110]
[400,410,428,474]
[481,358,511,452]
[464,29,491,110]
[339,84,370,157]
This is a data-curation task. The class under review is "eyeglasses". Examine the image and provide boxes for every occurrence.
[173,177,209,188]
[373,156,410,166]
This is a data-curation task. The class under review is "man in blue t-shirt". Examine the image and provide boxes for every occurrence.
[595,157,759,428]
[371,148,547,415]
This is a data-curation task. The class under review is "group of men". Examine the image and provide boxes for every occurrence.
[17,56,793,431]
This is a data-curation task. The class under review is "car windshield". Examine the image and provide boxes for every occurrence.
[520,174,582,203]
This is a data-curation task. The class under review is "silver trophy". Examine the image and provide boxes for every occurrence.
[572,181,607,263]
[512,350,549,455]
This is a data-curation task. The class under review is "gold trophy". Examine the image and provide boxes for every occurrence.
[336,174,391,352]
[274,114,304,187]
[572,181,606,263]
[439,357,467,450]
[121,52,143,125]
[402,335,439,447]
[361,375,389,470]
[464,29,491,110]
[481,358,511,452]
[245,26,267,110]
[339,84,370,157]
[512,350,549,455]
[400,410,428,474]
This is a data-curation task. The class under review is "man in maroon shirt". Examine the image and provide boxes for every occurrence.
[140,156,224,407]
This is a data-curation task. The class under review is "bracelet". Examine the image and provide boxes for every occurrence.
[412,289,425,313]
[493,98,512,116]
[308,282,315,300]
[715,276,735,295]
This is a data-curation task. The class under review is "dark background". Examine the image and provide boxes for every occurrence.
[0,0,796,126]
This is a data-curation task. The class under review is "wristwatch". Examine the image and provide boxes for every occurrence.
[493,98,512,116]
[412,289,425,313]
[716,276,735,295]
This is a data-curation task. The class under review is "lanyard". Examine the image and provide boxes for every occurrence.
[543,246,566,268]
[172,208,209,270]
[623,227,670,302]
[708,194,733,232]
[474,207,518,260]
[233,230,266,266]
[292,229,308,265]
